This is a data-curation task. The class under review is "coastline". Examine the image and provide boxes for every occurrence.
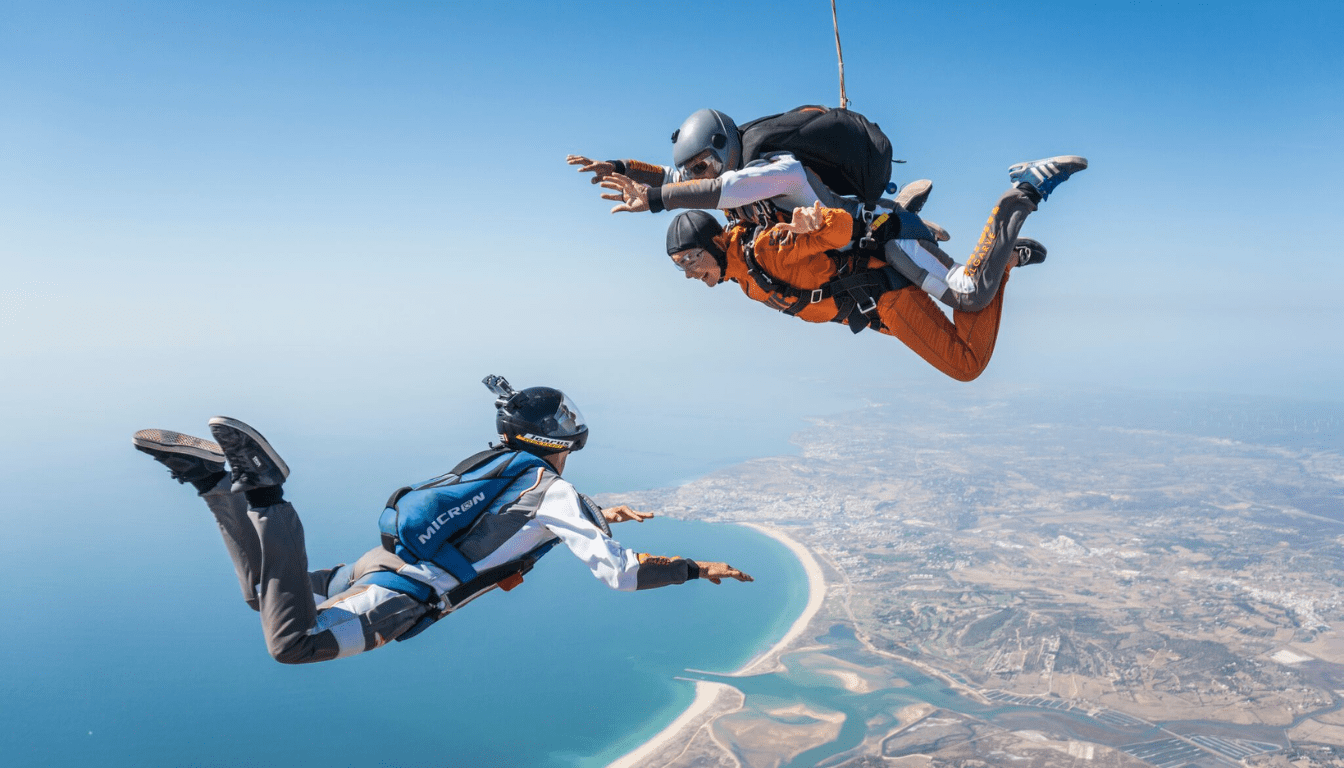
[733,523,827,676]
[603,680,736,768]
[605,523,826,768]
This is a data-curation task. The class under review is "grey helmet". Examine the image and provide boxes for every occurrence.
[671,108,741,174]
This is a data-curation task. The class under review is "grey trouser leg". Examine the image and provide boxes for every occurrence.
[199,481,428,664]
[246,500,334,663]
[885,186,1038,312]
[201,477,266,611]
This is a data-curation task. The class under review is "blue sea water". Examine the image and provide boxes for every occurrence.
[10,360,1334,767]
[0,388,810,768]
[3,494,806,768]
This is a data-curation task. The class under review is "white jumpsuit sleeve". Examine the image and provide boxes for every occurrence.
[535,478,643,591]
[715,154,820,210]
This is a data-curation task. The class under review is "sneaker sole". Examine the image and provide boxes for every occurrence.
[1014,238,1047,266]
[895,179,933,214]
[132,429,224,461]
[1008,155,1088,174]
[206,417,291,481]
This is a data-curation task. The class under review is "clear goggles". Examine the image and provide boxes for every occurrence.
[671,248,706,272]
[677,150,723,180]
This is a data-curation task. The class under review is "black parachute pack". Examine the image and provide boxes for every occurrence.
[739,105,894,208]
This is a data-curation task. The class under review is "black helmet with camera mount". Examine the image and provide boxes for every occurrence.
[484,375,588,456]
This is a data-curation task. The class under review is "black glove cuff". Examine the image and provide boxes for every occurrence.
[648,186,665,213]
[608,160,626,176]
[685,559,700,580]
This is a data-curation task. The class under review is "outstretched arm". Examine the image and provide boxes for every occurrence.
[642,157,811,214]
[569,155,672,187]
[600,173,730,214]
[538,479,752,589]
[634,554,753,587]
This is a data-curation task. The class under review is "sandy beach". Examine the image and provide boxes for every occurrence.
[734,523,827,675]
[605,523,826,767]
[604,680,736,768]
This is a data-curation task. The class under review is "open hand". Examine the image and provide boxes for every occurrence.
[696,561,753,584]
[773,201,827,242]
[779,203,827,239]
[598,174,650,213]
[567,155,616,184]
[602,505,654,524]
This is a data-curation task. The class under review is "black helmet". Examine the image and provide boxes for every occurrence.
[484,375,588,456]
[671,108,741,174]
[666,210,727,271]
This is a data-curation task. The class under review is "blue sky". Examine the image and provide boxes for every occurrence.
[2,0,1342,491]
[3,7,1340,764]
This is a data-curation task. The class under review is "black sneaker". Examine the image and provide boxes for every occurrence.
[133,429,226,484]
[207,417,291,493]
[1014,238,1047,267]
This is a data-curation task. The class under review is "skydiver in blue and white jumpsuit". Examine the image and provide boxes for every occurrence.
[132,377,752,664]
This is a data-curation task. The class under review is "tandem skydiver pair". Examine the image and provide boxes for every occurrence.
[570,106,1088,382]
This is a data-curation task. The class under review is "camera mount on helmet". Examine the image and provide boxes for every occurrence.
[483,374,517,404]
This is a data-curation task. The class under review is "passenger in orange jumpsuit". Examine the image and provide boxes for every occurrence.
[665,202,1045,382]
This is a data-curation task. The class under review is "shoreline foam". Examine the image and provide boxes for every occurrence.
[605,523,825,767]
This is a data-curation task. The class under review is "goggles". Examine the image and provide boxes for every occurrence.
[671,248,706,272]
[678,150,723,180]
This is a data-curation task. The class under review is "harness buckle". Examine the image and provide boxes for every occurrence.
[856,296,878,316]
[857,207,885,250]
[810,289,824,304]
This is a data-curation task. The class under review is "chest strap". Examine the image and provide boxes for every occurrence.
[739,227,910,332]
[390,540,559,643]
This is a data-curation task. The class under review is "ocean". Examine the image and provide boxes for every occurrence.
[14,369,1331,766]
[0,403,811,768]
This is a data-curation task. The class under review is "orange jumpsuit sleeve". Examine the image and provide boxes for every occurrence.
[753,208,855,290]
[613,159,669,187]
